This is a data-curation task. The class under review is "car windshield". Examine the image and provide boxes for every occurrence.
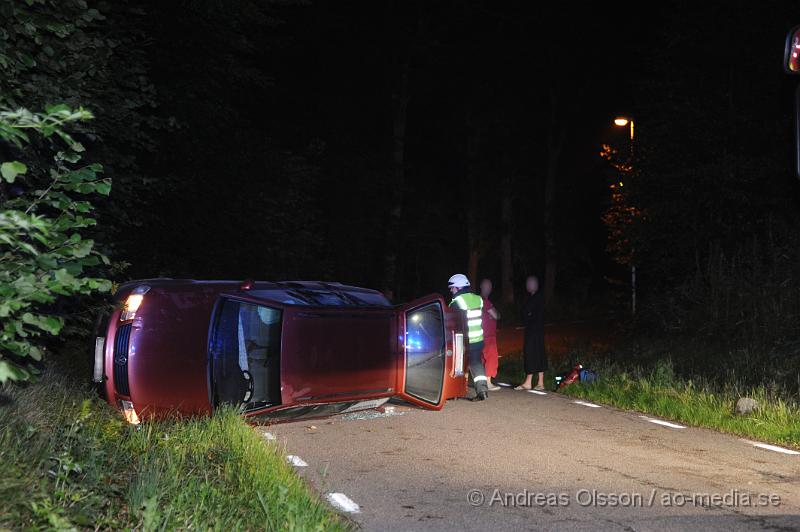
[211,299,282,410]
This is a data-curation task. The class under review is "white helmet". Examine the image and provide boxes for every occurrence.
[448,273,470,289]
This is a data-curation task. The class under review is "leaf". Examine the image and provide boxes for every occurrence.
[45,104,70,114]
[73,201,92,213]
[0,359,29,384]
[71,239,93,258]
[95,179,111,195]
[1,161,27,183]
[39,316,63,335]
[54,268,75,285]
[28,346,42,362]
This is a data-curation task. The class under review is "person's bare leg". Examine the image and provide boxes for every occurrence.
[516,373,533,390]
[535,372,545,390]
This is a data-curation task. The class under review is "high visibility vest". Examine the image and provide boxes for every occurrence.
[449,292,484,343]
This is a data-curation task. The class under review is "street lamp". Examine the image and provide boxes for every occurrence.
[614,116,634,141]
[612,116,636,316]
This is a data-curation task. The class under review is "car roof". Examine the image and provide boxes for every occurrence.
[116,279,392,308]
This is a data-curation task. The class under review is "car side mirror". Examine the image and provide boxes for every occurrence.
[785,25,800,74]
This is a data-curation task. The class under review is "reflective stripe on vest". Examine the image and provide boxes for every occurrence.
[449,292,484,343]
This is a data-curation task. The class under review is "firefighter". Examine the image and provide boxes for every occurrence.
[447,274,489,401]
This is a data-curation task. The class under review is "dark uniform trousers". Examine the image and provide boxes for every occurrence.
[468,340,488,395]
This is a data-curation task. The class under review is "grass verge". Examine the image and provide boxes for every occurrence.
[498,353,800,449]
[553,358,800,449]
[0,367,350,530]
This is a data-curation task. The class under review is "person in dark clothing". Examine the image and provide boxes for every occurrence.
[515,275,547,391]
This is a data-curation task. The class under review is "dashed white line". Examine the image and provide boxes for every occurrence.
[286,455,308,467]
[327,493,361,513]
[573,400,602,408]
[263,432,276,441]
[744,441,800,455]
[640,416,685,429]
[528,389,548,396]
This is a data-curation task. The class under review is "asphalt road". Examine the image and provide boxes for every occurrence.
[261,388,800,531]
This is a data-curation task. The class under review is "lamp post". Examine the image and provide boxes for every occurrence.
[613,117,635,155]
[613,117,636,316]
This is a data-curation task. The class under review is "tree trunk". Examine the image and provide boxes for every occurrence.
[500,177,514,308]
[465,111,482,287]
[543,86,567,306]
[467,246,480,289]
[381,61,410,300]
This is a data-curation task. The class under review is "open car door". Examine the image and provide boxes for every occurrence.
[396,295,468,409]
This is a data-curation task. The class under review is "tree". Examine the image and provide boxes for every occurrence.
[382,56,411,299]
[464,108,484,288]
[599,143,639,269]
[499,175,514,308]
[543,83,569,305]
[0,106,111,383]
[614,3,800,389]
[0,0,163,264]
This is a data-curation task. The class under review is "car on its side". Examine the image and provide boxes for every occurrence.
[93,279,469,423]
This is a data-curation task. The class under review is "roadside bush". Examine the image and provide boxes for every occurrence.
[0,106,111,383]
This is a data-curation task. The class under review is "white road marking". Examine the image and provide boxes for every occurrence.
[573,400,602,408]
[640,416,685,429]
[327,493,361,513]
[286,455,308,467]
[496,382,513,388]
[263,432,276,441]
[744,441,800,455]
[528,389,548,396]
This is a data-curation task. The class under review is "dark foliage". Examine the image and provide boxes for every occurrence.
[610,1,800,391]
[3,0,799,389]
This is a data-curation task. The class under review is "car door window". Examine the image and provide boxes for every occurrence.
[404,302,445,405]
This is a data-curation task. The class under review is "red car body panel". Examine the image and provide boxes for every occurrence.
[442,308,469,401]
[98,279,469,422]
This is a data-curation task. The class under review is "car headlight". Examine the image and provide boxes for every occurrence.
[120,400,141,425]
[120,285,150,321]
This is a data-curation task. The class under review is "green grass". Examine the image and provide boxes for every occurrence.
[0,368,350,531]
[555,359,800,450]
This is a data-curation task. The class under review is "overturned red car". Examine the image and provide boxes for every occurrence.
[93,279,469,423]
